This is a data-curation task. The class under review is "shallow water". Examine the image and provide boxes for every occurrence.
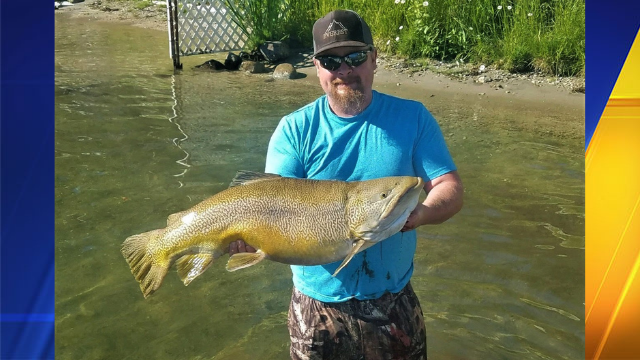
[55,14,584,360]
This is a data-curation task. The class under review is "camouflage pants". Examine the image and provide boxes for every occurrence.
[288,282,427,360]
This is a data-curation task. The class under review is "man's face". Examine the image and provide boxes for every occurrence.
[314,46,377,114]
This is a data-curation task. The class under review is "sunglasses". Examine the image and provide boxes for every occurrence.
[315,49,372,71]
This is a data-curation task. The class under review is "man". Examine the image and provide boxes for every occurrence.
[230,9,463,360]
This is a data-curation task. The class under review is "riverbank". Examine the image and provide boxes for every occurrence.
[55,0,585,138]
[55,0,585,91]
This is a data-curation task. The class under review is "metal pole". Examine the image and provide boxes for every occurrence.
[167,0,182,70]
[167,0,177,68]
[171,0,183,70]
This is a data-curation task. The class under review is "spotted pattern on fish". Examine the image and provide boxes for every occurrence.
[121,172,424,298]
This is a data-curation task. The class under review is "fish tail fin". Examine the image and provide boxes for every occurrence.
[121,229,169,298]
[139,266,169,299]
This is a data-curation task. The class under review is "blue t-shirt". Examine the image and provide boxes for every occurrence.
[265,90,456,302]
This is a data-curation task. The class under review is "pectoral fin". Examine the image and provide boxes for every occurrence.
[333,239,367,277]
[226,250,266,272]
[176,254,214,286]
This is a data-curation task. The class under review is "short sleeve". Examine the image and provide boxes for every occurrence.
[265,116,305,178]
[412,107,457,181]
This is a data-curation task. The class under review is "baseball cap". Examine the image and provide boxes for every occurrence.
[312,10,373,56]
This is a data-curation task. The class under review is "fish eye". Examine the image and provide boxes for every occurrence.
[381,192,387,199]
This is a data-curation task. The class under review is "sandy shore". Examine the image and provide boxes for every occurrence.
[55,0,585,127]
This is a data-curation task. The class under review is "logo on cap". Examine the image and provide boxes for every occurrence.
[323,20,348,39]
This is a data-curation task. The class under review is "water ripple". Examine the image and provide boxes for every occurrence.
[520,298,581,321]
[511,220,585,249]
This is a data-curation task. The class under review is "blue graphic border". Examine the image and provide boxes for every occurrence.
[1,3,55,360]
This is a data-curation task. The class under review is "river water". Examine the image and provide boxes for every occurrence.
[55,14,584,360]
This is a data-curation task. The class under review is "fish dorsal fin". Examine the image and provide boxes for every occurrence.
[228,171,282,188]
[175,254,215,286]
[226,250,266,271]
[332,239,368,276]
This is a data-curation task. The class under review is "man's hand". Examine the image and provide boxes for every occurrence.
[401,204,427,232]
[401,171,463,232]
[229,240,257,255]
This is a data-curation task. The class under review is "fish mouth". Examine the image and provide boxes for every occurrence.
[353,177,425,242]
[380,177,424,222]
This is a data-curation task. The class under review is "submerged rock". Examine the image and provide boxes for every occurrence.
[259,41,290,63]
[273,63,296,80]
[239,50,266,62]
[195,59,225,70]
[224,52,242,70]
[240,61,266,74]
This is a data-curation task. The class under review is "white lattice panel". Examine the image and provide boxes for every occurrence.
[177,0,249,56]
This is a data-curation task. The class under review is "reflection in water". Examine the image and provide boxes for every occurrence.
[169,75,191,182]
[55,13,584,360]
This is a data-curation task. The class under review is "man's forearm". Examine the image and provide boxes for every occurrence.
[419,179,464,225]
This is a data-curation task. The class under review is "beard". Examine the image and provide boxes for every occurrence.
[329,76,366,114]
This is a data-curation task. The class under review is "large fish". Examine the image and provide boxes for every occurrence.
[122,171,424,298]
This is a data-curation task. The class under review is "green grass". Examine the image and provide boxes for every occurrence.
[538,0,585,75]
[223,0,302,50]
[379,0,584,75]
[126,0,586,76]
[132,0,153,10]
